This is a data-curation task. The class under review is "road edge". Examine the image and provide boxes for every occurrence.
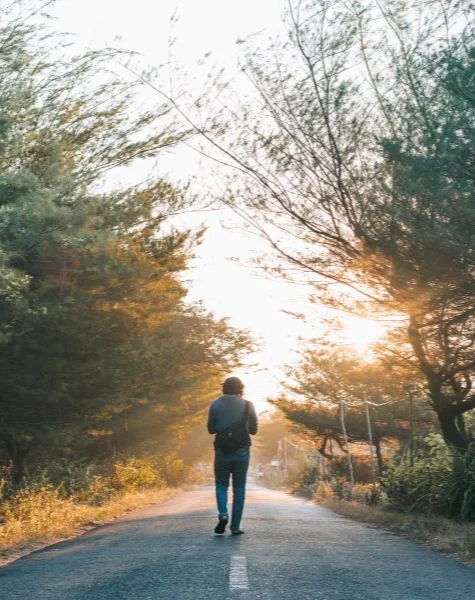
[317,497,475,566]
[0,487,181,569]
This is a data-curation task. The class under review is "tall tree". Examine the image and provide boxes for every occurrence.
[0,1,253,478]
[274,341,434,469]
[178,0,474,449]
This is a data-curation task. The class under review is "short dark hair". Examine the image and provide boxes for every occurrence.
[222,376,244,395]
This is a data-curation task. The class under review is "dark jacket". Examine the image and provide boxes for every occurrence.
[207,394,258,444]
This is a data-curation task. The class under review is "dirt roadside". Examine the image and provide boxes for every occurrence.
[318,497,475,565]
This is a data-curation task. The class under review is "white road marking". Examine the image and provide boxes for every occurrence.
[229,555,249,590]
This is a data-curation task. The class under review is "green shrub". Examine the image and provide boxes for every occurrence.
[313,480,333,500]
[288,462,322,497]
[380,433,475,518]
[330,476,353,500]
[444,445,475,520]
[289,482,315,498]
[350,483,383,505]
[0,483,65,525]
[0,465,13,501]
[30,459,89,495]
[464,532,475,555]
[382,434,452,514]
[112,457,164,492]
[299,463,321,487]
[155,453,189,487]
[365,484,384,506]
[77,475,116,506]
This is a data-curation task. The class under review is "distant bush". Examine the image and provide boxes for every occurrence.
[287,462,322,497]
[308,478,382,505]
[35,459,103,497]
[381,434,475,519]
[0,464,13,501]
[284,434,475,520]
[443,445,475,520]
[313,481,333,500]
[330,476,354,500]
[112,457,165,492]
[0,452,202,552]
[156,453,189,487]
[350,483,383,505]
[0,482,80,546]
[382,434,452,514]
[77,475,116,506]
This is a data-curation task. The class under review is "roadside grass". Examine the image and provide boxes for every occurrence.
[318,497,475,564]
[0,486,177,566]
[0,455,202,566]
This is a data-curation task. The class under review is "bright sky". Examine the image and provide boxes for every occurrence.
[52,0,387,412]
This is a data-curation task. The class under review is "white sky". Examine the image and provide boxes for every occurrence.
[51,0,384,412]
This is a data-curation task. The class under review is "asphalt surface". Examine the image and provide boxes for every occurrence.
[1,482,475,599]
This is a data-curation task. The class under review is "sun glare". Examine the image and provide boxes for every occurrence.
[339,318,386,355]
[235,369,279,415]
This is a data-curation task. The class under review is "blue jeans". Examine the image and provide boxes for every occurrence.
[214,447,250,531]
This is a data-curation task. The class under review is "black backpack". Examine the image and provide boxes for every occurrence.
[214,401,251,454]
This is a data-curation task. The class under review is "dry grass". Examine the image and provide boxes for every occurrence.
[319,498,475,564]
[0,487,176,567]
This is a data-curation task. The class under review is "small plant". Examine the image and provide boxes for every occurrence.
[0,483,74,543]
[299,463,321,487]
[365,484,383,506]
[77,475,116,506]
[288,461,322,497]
[349,483,382,505]
[382,440,452,514]
[331,477,353,500]
[112,457,164,492]
[155,453,188,487]
[292,483,317,498]
[313,481,333,500]
[443,444,475,520]
[381,434,475,520]
[463,532,475,556]
[0,464,13,502]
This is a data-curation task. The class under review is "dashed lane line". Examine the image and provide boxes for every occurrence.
[229,555,249,591]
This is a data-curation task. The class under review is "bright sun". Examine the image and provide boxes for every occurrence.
[339,317,387,355]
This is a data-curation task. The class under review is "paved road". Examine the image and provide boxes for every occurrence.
[1,482,474,599]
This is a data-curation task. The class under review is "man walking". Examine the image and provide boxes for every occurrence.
[207,376,258,535]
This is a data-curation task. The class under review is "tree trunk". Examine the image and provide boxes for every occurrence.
[4,438,28,483]
[428,383,470,451]
[437,410,468,451]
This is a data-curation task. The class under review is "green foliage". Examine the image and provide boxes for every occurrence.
[330,478,354,501]
[0,455,177,551]
[78,475,116,507]
[274,341,433,466]
[382,434,452,513]
[155,453,188,487]
[203,0,475,449]
[112,457,164,492]
[289,462,322,497]
[363,484,383,506]
[382,434,475,519]
[0,465,12,500]
[1,484,66,526]
[0,450,194,519]
[299,462,321,488]
[0,2,253,480]
[444,447,475,520]
[313,480,333,500]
